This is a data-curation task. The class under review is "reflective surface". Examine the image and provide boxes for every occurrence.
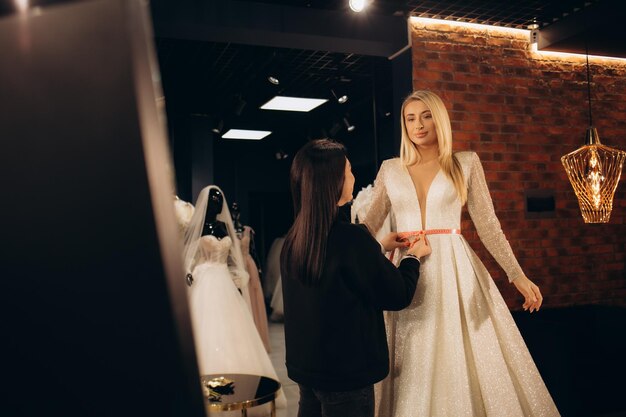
[202,373,281,411]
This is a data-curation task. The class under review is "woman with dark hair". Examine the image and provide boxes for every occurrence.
[280,139,431,417]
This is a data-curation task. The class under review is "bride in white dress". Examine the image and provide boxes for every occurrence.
[183,185,286,413]
[364,91,560,417]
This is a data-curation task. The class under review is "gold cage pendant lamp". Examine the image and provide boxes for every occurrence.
[561,50,626,223]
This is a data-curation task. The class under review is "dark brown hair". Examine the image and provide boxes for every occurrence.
[280,139,347,285]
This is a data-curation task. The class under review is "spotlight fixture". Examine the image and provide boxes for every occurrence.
[331,89,348,104]
[349,0,368,13]
[268,75,280,85]
[275,149,289,160]
[343,117,355,132]
[560,46,626,223]
[211,119,224,135]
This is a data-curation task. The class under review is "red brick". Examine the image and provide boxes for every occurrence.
[412,69,441,81]
[409,24,626,308]
[426,61,455,71]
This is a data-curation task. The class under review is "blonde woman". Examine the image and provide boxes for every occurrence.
[364,91,560,416]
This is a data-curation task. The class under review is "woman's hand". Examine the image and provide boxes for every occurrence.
[407,235,431,260]
[512,275,543,313]
[380,232,409,252]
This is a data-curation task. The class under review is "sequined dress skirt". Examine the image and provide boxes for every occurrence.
[376,235,560,417]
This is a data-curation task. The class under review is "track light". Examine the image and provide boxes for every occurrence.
[268,75,280,85]
[275,149,289,160]
[349,0,368,13]
[211,119,224,135]
[343,117,355,132]
[331,89,348,104]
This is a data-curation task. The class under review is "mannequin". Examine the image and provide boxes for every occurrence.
[199,189,253,310]
[183,185,286,413]
[202,188,228,239]
[187,188,227,286]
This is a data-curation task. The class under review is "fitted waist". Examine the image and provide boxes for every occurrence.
[193,261,229,272]
[390,229,461,262]
[398,228,461,239]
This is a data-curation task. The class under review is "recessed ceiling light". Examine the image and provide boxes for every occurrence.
[221,129,272,140]
[260,96,328,112]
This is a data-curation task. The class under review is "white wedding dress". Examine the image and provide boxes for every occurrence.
[187,235,286,413]
[365,152,559,417]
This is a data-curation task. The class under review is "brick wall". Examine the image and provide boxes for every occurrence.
[409,19,626,309]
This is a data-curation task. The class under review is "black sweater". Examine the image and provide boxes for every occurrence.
[280,211,421,391]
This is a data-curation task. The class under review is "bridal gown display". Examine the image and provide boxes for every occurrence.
[264,236,285,321]
[263,236,284,301]
[241,226,271,352]
[173,196,194,235]
[187,234,286,413]
[365,152,559,417]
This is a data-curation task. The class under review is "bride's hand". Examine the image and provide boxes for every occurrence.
[512,275,543,313]
[379,232,409,252]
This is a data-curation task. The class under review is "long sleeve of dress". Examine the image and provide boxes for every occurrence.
[467,152,524,283]
[363,161,392,234]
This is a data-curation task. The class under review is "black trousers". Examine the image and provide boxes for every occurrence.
[297,383,374,417]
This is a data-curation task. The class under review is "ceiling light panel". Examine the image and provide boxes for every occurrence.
[260,96,328,112]
[221,129,272,140]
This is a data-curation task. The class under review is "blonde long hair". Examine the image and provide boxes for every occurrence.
[399,90,467,205]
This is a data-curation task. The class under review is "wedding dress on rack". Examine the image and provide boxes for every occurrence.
[183,185,286,414]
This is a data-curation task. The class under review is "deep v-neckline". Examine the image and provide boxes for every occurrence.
[405,166,442,230]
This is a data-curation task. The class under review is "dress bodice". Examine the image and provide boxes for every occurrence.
[387,161,465,231]
[365,154,474,231]
[198,235,231,265]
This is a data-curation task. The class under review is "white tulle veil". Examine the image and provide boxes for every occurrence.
[182,185,249,289]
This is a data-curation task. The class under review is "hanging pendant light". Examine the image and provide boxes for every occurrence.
[561,49,626,223]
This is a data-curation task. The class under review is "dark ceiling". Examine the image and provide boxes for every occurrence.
[248,0,602,28]
[4,0,621,168]
[2,0,614,29]
[239,0,625,56]
[155,39,381,117]
[2,0,623,218]
[151,0,625,152]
